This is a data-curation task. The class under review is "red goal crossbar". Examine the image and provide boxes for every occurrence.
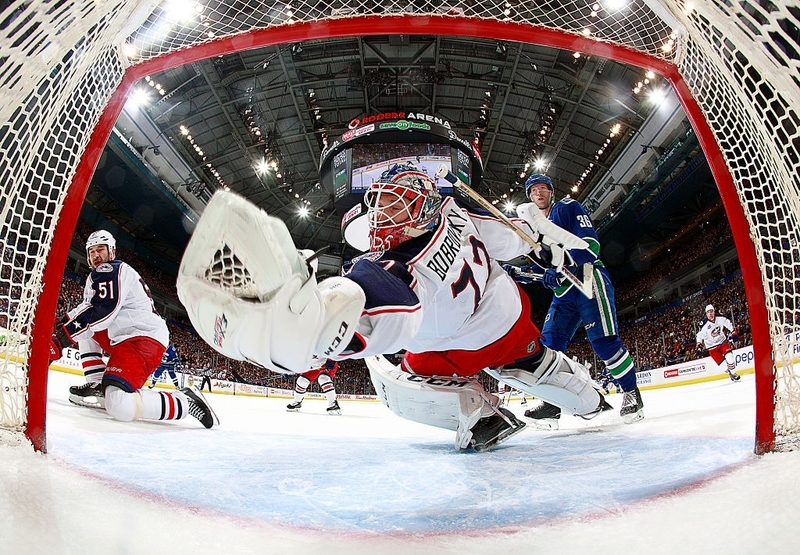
[21,14,776,453]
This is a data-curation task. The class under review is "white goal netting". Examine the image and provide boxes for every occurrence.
[1,0,798,452]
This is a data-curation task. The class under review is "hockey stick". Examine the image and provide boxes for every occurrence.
[436,165,593,299]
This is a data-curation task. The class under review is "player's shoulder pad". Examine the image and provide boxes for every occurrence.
[345,251,384,268]
[344,256,418,309]
[556,197,589,214]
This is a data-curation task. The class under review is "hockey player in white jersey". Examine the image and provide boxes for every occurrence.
[177,165,611,451]
[696,304,741,381]
[286,359,341,415]
[49,230,218,428]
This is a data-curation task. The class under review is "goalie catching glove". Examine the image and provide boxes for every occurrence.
[176,191,365,374]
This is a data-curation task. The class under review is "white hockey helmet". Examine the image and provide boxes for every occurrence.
[85,230,116,264]
[364,163,442,252]
[705,304,714,313]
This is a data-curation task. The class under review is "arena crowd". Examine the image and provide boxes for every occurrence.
[45,210,757,396]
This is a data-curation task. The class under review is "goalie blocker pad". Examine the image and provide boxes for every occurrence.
[516,203,590,252]
[177,190,365,373]
[365,355,498,450]
[485,347,601,415]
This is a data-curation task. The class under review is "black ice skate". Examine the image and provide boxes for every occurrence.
[181,386,219,429]
[620,387,644,424]
[286,400,302,412]
[524,401,561,430]
[469,408,526,452]
[326,400,341,415]
[68,382,105,409]
[728,371,741,382]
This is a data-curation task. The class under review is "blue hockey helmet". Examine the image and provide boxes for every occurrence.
[524,173,554,198]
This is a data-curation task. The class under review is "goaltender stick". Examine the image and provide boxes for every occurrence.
[177,163,612,451]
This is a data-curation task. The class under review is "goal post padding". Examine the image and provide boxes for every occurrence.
[2,4,791,453]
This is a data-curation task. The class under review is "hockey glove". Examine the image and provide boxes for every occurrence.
[49,326,73,362]
[503,264,535,285]
[541,268,562,290]
[527,241,576,272]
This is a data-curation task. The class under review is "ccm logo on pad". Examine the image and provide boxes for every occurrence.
[322,321,349,356]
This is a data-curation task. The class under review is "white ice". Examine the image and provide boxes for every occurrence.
[1,369,799,555]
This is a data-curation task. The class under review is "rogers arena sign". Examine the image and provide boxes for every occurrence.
[347,112,452,130]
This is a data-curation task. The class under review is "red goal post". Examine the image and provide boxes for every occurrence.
[0,1,795,453]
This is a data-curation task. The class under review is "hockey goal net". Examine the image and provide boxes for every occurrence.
[1,0,797,453]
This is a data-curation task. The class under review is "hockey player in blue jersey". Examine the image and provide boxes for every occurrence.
[506,174,643,428]
[148,343,183,389]
[598,366,622,395]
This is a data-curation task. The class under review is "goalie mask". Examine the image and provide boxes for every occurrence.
[85,230,116,266]
[364,163,443,252]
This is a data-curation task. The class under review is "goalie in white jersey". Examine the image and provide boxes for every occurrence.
[49,230,218,428]
[178,164,612,451]
[696,304,741,382]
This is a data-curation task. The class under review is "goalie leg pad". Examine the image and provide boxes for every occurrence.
[486,347,601,415]
[365,355,499,450]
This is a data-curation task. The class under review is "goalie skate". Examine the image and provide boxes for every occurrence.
[68,382,105,410]
[525,394,613,430]
[469,408,526,452]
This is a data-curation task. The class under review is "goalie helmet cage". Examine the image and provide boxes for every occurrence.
[0,0,796,453]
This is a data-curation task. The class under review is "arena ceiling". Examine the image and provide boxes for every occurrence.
[84,34,707,269]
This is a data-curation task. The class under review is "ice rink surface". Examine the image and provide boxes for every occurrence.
[2,369,800,555]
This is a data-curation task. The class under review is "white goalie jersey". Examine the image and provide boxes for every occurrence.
[339,196,536,358]
[176,191,549,375]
